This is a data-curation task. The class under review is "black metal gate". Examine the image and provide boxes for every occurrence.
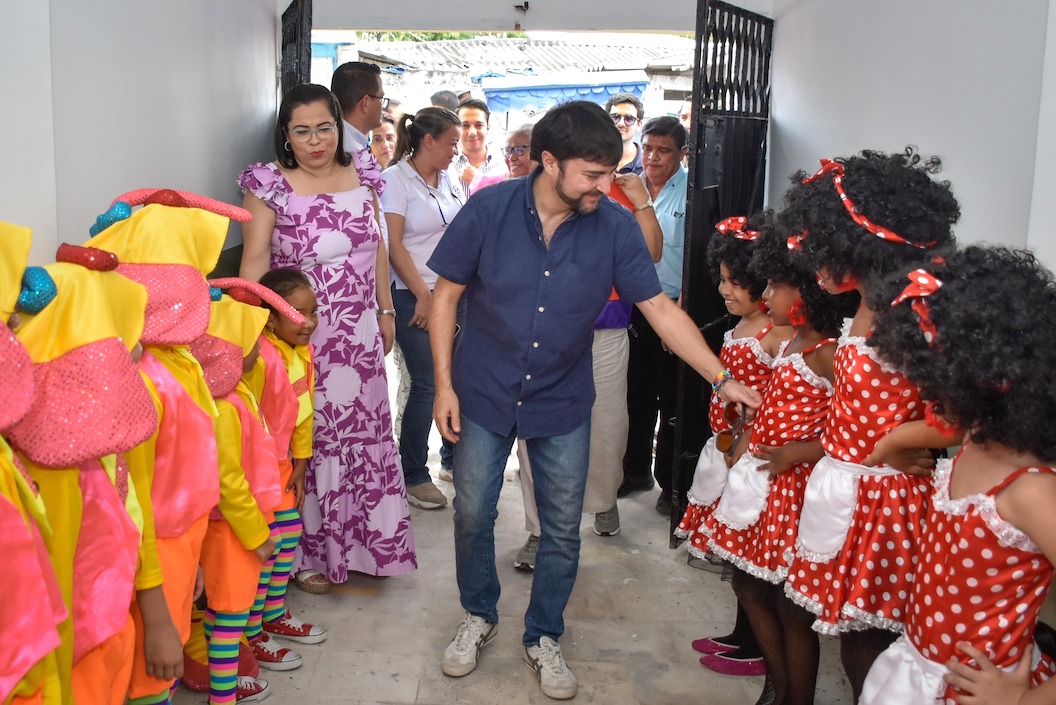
[667,0,773,541]
[281,0,313,96]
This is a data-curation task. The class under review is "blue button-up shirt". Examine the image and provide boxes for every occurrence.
[428,169,662,439]
[653,166,688,298]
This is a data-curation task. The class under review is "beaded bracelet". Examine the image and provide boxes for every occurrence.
[711,368,733,393]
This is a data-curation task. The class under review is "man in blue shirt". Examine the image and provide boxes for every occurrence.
[427,101,758,701]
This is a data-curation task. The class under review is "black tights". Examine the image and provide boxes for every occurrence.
[840,628,897,703]
[732,569,819,705]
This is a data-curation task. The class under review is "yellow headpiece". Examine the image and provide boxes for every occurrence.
[0,222,32,318]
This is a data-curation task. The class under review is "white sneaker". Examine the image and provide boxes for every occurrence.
[524,636,577,700]
[442,613,497,677]
[438,467,454,482]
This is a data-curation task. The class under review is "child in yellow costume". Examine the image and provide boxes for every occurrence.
[86,188,250,705]
[189,279,304,705]
[0,223,65,705]
[8,245,156,705]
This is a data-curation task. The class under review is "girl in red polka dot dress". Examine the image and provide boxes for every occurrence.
[703,219,857,705]
[775,149,963,702]
[676,214,790,674]
[860,246,1056,705]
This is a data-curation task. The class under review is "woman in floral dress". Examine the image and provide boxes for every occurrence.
[239,83,416,590]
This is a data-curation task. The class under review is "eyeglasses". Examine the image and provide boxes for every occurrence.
[610,113,640,126]
[288,124,337,143]
[502,144,530,158]
[368,94,390,110]
[715,402,747,459]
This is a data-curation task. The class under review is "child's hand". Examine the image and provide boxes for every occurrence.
[254,537,278,563]
[944,641,1031,705]
[862,432,935,475]
[289,459,307,511]
[144,618,184,681]
[753,444,793,478]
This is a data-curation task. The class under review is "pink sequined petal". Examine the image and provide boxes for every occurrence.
[189,334,243,399]
[117,263,210,345]
[113,188,251,222]
[0,324,35,432]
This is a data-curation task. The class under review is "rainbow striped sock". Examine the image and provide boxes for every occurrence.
[245,529,279,642]
[205,608,249,705]
[263,508,303,625]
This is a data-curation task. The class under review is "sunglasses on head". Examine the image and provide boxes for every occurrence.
[715,402,747,459]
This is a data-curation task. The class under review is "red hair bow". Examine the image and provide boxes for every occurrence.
[715,216,760,241]
[803,159,937,249]
[787,231,807,251]
[891,268,943,347]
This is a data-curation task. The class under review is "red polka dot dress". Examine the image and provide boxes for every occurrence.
[705,338,836,583]
[784,320,929,634]
[861,457,1056,704]
[677,325,777,559]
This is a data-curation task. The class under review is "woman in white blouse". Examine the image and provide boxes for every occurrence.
[380,107,463,511]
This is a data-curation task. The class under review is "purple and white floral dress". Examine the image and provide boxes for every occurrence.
[239,151,417,581]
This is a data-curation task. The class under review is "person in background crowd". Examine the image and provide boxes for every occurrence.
[451,98,507,200]
[371,113,397,169]
[605,92,645,174]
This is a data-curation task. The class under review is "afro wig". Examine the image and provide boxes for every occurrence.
[869,245,1056,461]
[706,213,769,301]
[775,147,960,307]
[750,212,859,337]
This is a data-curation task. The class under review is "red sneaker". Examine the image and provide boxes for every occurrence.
[264,610,328,645]
[235,676,270,702]
[251,632,303,671]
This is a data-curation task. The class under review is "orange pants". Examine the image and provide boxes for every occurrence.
[275,458,296,512]
[128,514,209,699]
[69,615,134,705]
[199,521,262,613]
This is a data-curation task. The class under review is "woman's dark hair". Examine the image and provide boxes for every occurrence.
[530,101,621,166]
[259,267,313,308]
[380,112,396,126]
[775,147,960,307]
[391,107,460,165]
[274,84,351,169]
[870,245,1056,461]
[706,212,768,301]
[750,211,859,336]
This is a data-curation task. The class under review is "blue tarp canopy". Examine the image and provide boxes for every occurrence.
[480,70,648,113]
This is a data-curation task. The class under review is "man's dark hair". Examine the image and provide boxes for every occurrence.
[642,116,688,150]
[530,101,621,166]
[604,92,644,119]
[456,98,491,122]
[430,90,459,111]
[330,61,381,115]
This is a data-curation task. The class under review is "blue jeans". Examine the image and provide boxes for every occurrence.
[452,415,590,645]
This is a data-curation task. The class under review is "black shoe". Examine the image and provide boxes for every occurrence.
[655,490,672,515]
[617,477,655,498]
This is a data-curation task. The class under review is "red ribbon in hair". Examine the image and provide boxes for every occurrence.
[803,159,937,249]
[787,231,807,251]
[891,268,942,347]
[715,216,760,241]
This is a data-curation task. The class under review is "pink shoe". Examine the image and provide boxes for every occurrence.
[691,636,737,655]
[699,651,767,676]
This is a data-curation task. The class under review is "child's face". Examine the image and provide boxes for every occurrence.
[763,280,801,326]
[242,341,261,373]
[270,286,318,348]
[717,263,760,318]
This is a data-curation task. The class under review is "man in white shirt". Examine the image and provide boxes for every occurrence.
[451,98,507,201]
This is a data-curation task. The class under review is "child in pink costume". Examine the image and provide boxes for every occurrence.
[703,219,857,705]
[861,247,1056,704]
[87,187,244,705]
[9,247,156,705]
[0,223,65,705]
[776,150,963,702]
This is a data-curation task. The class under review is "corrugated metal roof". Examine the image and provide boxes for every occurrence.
[357,37,693,75]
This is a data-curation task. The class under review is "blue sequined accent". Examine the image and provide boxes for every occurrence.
[89,201,132,237]
[17,267,57,314]
[209,287,223,301]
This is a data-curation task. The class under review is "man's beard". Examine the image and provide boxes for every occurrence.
[555,168,603,215]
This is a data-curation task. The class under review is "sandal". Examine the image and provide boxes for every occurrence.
[293,569,332,594]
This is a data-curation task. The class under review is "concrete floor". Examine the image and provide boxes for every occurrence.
[175,357,853,705]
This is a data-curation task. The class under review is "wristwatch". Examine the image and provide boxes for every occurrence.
[635,198,654,213]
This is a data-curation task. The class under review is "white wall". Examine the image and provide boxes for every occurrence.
[768,0,1050,254]
[1,0,279,265]
[1027,3,1056,265]
[312,0,770,32]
